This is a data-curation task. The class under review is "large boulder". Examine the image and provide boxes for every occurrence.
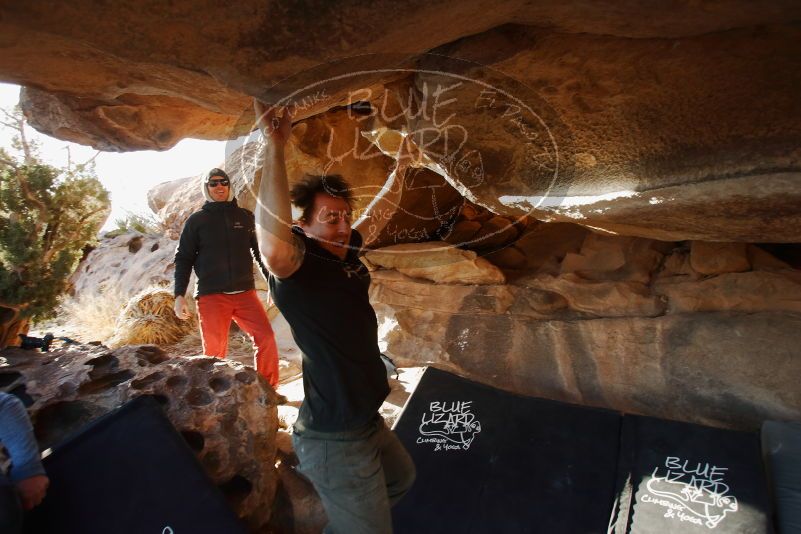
[147,176,204,240]
[0,344,281,530]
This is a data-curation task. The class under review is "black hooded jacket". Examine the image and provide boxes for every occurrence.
[173,200,268,297]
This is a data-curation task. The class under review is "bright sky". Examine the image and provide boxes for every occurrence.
[0,82,228,231]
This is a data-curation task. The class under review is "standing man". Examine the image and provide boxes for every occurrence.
[253,101,415,534]
[174,168,280,388]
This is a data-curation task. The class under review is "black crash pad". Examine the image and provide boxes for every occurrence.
[391,367,622,534]
[24,395,246,534]
[762,421,801,534]
[392,367,772,534]
[611,415,772,534]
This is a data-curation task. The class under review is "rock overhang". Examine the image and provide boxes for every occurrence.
[2,1,801,242]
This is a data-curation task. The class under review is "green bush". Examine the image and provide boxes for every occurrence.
[0,107,110,327]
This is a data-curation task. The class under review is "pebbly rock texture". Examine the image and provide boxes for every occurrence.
[0,343,280,531]
[69,231,177,297]
[371,223,801,430]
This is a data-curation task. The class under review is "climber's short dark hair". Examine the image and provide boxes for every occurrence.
[290,174,353,223]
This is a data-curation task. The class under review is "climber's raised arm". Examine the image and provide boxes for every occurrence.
[253,100,305,278]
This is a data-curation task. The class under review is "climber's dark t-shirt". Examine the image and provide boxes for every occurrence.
[268,227,389,432]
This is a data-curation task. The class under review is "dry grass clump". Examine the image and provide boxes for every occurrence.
[55,287,129,344]
[108,287,195,348]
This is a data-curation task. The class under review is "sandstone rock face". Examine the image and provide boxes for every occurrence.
[396,25,801,242]
[377,300,801,430]
[356,166,464,249]
[69,232,176,297]
[372,223,801,430]
[2,3,800,241]
[364,242,505,285]
[147,176,204,240]
[690,241,751,275]
[0,344,280,530]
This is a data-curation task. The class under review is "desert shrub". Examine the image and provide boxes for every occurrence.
[0,106,110,346]
[55,287,128,344]
[110,210,163,236]
[108,287,194,347]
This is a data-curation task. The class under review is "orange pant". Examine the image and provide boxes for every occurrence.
[196,290,279,388]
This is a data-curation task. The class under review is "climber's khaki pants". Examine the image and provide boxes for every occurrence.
[292,415,416,534]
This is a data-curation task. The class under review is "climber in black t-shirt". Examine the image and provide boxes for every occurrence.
[253,100,415,534]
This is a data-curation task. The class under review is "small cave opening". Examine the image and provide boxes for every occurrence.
[180,430,205,453]
[185,388,213,407]
[128,236,143,253]
[209,376,232,394]
[165,374,188,389]
[754,243,801,269]
[217,475,253,510]
[78,370,135,394]
[137,346,169,365]
[85,353,118,375]
[330,100,373,116]
[234,371,255,385]
[347,100,373,115]
[130,372,165,390]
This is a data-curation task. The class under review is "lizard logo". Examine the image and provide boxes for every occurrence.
[416,400,482,451]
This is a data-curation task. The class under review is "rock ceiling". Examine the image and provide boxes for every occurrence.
[2,1,801,241]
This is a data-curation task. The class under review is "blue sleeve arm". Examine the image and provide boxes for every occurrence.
[0,393,45,482]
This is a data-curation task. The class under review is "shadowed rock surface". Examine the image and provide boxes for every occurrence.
[370,228,801,430]
[1,2,800,241]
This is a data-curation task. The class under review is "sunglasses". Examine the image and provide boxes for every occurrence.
[207,178,230,187]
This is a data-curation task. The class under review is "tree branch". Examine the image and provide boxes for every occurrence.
[0,119,19,130]
[0,301,26,312]
[84,150,101,166]
[12,167,49,229]
[0,107,19,125]
[17,116,33,164]
[0,157,18,170]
